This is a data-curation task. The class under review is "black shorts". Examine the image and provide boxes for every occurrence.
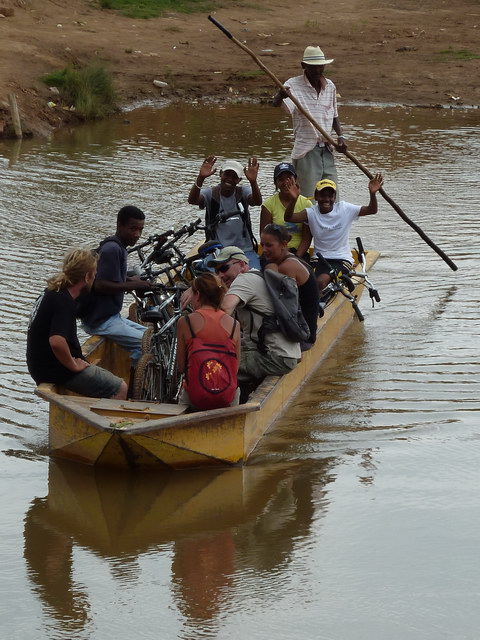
[314,258,352,277]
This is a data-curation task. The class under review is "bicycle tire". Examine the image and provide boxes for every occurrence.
[131,353,165,401]
[352,300,364,322]
[128,302,140,324]
[141,327,154,354]
[129,301,149,326]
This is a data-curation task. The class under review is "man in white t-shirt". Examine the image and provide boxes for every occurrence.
[284,174,384,288]
[207,246,300,390]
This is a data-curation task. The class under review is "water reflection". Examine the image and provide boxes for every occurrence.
[24,459,335,635]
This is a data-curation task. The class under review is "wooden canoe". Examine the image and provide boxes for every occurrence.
[35,250,380,469]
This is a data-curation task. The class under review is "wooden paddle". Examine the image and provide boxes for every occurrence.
[208,16,458,272]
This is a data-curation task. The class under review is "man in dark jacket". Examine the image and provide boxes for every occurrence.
[80,205,150,365]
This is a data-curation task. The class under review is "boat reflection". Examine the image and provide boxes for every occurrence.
[24,458,336,632]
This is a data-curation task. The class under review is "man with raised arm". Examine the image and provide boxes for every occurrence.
[273,45,347,199]
[188,155,262,269]
[283,174,384,289]
[80,205,151,366]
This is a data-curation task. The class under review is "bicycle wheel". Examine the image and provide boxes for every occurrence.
[128,302,140,323]
[131,353,165,401]
[128,302,148,326]
[141,327,154,353]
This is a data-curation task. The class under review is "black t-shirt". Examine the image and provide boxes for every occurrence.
[81,238,127,327]
[26,288,83,384]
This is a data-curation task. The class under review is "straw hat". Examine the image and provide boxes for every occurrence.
[302,46,334,65]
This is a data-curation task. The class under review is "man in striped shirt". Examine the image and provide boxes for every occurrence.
[273,45,347,199]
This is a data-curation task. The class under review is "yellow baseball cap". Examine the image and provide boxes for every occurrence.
[315,179,337,192]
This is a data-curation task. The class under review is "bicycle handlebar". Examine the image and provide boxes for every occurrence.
[128,218,204,256]
[315,252,335,275]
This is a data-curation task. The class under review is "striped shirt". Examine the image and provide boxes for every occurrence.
[283,74,338,160]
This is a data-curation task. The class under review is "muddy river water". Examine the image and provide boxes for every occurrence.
[0,102,479,639]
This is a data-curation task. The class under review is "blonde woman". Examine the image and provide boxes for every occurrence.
[27,248,127,399]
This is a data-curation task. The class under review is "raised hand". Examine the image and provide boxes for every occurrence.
[284,176,301,201]
[368,173,384,194]
[244,156,259,183]
[199,155,217,180]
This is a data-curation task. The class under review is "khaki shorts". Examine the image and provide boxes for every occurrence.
[238,350,298,385]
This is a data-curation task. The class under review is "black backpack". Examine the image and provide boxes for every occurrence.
[250,270,310,351]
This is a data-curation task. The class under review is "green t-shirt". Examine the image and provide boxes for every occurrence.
[262,193,312,249]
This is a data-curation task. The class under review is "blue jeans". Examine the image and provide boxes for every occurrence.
[82,314,146,365]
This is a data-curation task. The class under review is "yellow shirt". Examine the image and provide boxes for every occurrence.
[262,192,312,249]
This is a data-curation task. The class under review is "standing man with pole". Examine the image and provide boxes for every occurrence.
[273,46,347,199]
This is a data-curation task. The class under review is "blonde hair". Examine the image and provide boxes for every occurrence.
[191,272,227,309]
[47,248,97,292]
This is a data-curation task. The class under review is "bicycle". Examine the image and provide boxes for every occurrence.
[314,237,380,322]
[127,218,221,323]
[128,221,221,402]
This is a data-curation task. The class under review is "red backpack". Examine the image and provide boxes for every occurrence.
[184,314,238,410]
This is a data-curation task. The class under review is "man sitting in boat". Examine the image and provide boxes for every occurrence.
[208,246,300,393]
[79,205,151,366]
[187,155,262,269]
[26,249,128,399]
[283,174,384,289]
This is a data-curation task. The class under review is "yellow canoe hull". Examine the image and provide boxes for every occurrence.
[36,251,379,469]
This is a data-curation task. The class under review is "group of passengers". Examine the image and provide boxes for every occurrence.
[26,42,386,410]
[26,155,383,411]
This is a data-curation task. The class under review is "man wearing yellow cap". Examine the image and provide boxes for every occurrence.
[283,174,384,289]
[273,45,347,199]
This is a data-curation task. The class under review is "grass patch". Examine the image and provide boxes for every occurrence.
[233,70,265,78]
[438,48,480,61]
[163,24,182,32]
[41,64,117,119]
[233,2,268,9]
[99,0,214,18]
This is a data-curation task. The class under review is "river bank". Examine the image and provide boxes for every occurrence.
[0,0,479,137]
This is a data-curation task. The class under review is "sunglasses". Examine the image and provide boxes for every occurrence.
[215,261,236,274]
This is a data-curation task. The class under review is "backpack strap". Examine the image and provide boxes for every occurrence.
[229,318,238,339]
[235,186,258,251]
[185,314,196,339]
[203,185,222,240]
[96,234,124,254]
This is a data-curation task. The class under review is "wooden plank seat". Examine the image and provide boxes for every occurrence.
[68,396,188,421]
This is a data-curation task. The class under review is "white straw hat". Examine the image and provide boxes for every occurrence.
[302,46,334,65]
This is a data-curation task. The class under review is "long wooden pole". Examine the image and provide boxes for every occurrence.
[208,16,458,272]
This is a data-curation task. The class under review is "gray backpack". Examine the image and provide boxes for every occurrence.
[251,270,310,349]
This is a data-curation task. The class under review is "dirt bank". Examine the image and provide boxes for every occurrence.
[0,0,479,137]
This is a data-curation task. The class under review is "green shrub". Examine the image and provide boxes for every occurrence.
[99,0,214,19]
[41,64,117,119]
[438,49,480,61]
